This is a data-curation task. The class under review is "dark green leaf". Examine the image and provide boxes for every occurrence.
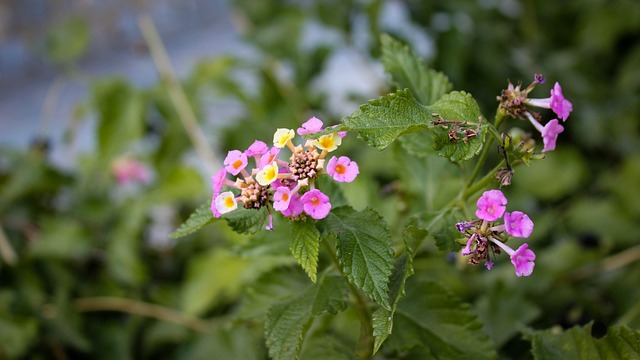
[324,206,394,309]
[224,206,268,234]
[342,89,434,151]
[387,280,496,359]
[300,335,356,360]
[181,324,265,360]
[311,275,349,316]
[413,209,464,252]
[373,225,427,353]
[524,323,640,360]
[428,91,487,162]
[291,220,321,282]
[106,200,147,286]
[170,202,214,239]
[380,34,453,105]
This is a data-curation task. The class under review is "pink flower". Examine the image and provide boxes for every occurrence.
[212,168,228,193]
[258,147,281,169]
[245,140,269,157]
[223,150,248,176]
[485,260,494,270]
[541,119,564,152]
[300,189,331,220]
[526,114,564,152]
[510,243,536,277]
[297,117,324,135]
[210,192,222,218]
[326,156,359,182]
[461,234,477,256]
[273,186,293,211]
[281,192,304,217]
[112,157,152,185]
[504,211,534,238]
[475,190,507,221]
[549,82,573,121]
[526,82,573,121]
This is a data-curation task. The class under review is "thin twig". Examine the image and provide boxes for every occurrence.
[73,296,210,332]
[0,224,17,265]
[138,14,218,174]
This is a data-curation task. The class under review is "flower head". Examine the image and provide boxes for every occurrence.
[224,150,248,176]
[300,189,331,220]
[504,211,534,238]
[256,161,279,186]
[281,192,304,217]
[297,117,324,135]
[549,82,573,121]
[273,128,295,148]
[212,168,228,193]
[258,147,281,169]
[327,156,359,182]
[475,190,508,221]
[314,133,342,152]
[510,243,536,277]
[214,191,238,216]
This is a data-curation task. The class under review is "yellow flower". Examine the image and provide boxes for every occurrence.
[256,161,279,186]
[215,191,237,214]
[273,128,295,148]
[314,133,342,152]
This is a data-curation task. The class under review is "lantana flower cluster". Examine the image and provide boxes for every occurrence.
[498,74,573,152]
[457,189,536,277]
[211,117,358,229]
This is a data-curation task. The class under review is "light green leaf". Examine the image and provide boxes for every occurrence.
[373,225,427,353]
[380,34,453,106]
[342,89,434,151]
[324,206,394,309]
[387,280,496,359]
[223,206,268,234]
[170,202,214,239]
[398,130,436,158]
[524,323,640,360]
[291,220,321,282]
[429,91,487,162]
[265,274,350,360]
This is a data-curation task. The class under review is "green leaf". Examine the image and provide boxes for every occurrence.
[398,130,436,158]
[291,220,321,282]
[181,324,265,360]
[380,34,453,105]
[223,206,268,234]
[300,335,356,360]
[265,274,350,360]
[171,202,214,239]
[413,209,464,252]
[429,91,487,162]
[323,206,394,309]
[524,323,640,360]
[387,280,496,359]
[106,200,147,286]
[373,225,427,353]
[342,89,433,151]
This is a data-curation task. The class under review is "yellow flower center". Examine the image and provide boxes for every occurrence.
[335,164,346,174]
[233,159,243,169]
[224,196,235,209]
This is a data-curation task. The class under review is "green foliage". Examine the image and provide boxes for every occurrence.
[223,206,268,234]
[290,220,321,282]
[170,202,214,239]
[323,206,394,309]
[524,323,640,359]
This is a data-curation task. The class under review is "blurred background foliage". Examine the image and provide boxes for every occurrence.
[1,0,640,358]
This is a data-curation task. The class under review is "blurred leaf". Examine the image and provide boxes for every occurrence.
[43,16,89,65]
[152,166,206,202]
[300,335,355,360]
[106,200,147,286]
[386,280,497,359]
[171,202,214,239]
[180,324,265,360]
[323,206,394,309]
[413,208,464,252]
[381,34,453,105]
[565,197,638,247]
[290,220,321,282]
[223,206,268,234]
[524,323,640,360]
[0,291,38,358]
[30,218,91,260]
[265,274,350,360]
[609,154,640,218]
[92,79,145,159]
[475,281,541,347]
[373,225,427,353]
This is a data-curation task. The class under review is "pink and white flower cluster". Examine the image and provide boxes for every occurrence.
[499,74,573,152]
[457,189,536,277]
[211,117,359,229]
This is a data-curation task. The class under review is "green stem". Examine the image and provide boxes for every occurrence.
[462,160,506,201]
[322,237,373,359]
[465,109,507,186]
